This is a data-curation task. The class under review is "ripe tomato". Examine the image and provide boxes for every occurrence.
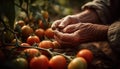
[68,57,87,69]
[35,28,45,39]
[30,55,49,69]
[21,43,30,46]
[76,49,93,63]
[17,43,31,51]
[11,57,28,69]
[27,35,40,45]
[52,40,61,48]
[21,48,41,61]
[14,20,25,27]
[38,40,54,49]
[49,55,67,69]
[45,28,54,39]
[21,25,33,38]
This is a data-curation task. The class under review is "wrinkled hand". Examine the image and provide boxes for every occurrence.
[51,15,80,30]
[54,23,108,47]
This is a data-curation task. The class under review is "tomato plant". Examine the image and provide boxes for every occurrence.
[76,49,93,63]
[68,57,87,69]
[27,35,40,45]
[30,55,49,69]
[49,55,67,69]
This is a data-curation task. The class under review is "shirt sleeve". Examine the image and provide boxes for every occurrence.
[81,0,112,24]
[108,21,120,54]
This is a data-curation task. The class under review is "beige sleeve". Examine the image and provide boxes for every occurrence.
[81,0,112,24]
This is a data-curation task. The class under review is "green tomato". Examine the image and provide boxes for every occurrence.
[11,57,28,69]
[68,57,87,69]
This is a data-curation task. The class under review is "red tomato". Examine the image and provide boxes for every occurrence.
[27,35,40,45]
[35,28,45,39]
[21,43,30,46]
[30,55,49,69]
[68,57,87,69]
[21,48,41,61]
[15,20,25,27]
[49,55,67,69]
[45,28,54,39]
[21,25,33,38]
[17,43,31,51]
[76,49,93,63]
[38,40,54,49]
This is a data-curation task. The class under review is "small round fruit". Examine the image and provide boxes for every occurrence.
[52,40,61,48]
[11,57,28,69]
[41,10,49,19]
[15,20,25,27]
[35,28,45,39]
[21,43,30,46]
[27,35,40,45]
[21,25,33,38]
[38,40,54,49]
[30,55,49,69]
[68,57,87,69]
[49,55,67,69]
[45,28,54,38]
[76,49,93,63]
[21,48,40,61]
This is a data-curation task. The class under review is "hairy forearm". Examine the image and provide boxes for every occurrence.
[74,9,101,23]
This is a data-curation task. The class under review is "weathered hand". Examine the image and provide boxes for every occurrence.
[54,23,108,47]
[51,15,80,30]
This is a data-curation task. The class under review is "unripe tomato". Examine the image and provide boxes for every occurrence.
[49,55,67,69]
[30,55,49,69]
[76,49,93,63]
[68,57,87,69]
[27,35,40,45]
[41,10,49,19]
[11,57,28,69]
[45,28,54,39]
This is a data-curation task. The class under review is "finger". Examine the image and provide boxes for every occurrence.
[54,29,73,42]
[59,15,72,28]
[54,35,73,47]
[63,23,79,33]
[51,20,61,30]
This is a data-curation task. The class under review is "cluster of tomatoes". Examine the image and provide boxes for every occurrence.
[0,10,94,69]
